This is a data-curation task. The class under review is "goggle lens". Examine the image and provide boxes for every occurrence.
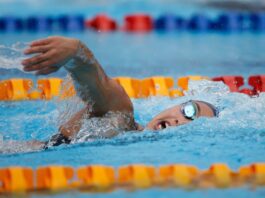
[181,101,198,120]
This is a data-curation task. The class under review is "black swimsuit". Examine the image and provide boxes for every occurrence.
[43,134,71,150]
[42,112,138,150]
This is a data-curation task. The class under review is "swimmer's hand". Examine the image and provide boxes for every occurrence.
[22,36,80,75]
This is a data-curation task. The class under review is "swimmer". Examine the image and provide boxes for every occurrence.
[21,36,218,149]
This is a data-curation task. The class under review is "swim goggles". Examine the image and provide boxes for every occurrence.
[180,100,199,120]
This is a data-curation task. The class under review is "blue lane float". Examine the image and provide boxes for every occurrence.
[26,16,54,32]
[212,12,265,31]
[155,15,187,31]
[0,16,23,32]
[214,13,244,31]
[57,15,84,31]
[249,13,265,31]
[188,14,211,31]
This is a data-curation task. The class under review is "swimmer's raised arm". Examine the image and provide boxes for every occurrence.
[22,36,133,116]
[22,36,135,140]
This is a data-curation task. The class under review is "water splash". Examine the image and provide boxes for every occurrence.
[55,76,86,126]
[1,80,265,154]
[0,42,29,71]
[133,80,265,131]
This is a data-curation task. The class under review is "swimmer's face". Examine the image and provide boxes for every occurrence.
[146,100,216,131]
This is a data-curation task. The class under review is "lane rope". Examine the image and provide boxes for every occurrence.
[0,163,264,193]
[1,13,265,32]
[0,75,263,101]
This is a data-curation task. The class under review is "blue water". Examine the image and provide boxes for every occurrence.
[0,0,219,18]
[1,0,265,197]
[1,81,265,197]
[1,31,265,80]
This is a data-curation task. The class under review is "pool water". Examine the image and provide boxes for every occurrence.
[1,0,265,197]
[1,81,265,197]
[1,31,265,80]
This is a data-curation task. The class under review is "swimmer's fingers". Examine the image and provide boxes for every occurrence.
[30,38,52,47]
[35,66,59,75]
[22,51,52,66]
[24,45,51,55]
[23,59,55,72]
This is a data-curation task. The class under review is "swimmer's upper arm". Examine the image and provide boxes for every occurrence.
[104,78,134,113]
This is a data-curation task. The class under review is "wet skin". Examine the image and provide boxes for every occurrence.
[146,101,216,131]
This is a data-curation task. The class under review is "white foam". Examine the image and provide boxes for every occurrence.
[0,42,30,71]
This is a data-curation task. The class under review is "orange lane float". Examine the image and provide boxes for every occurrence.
[1,163,265,194]
[114,77,141,98]
[36,166,74,190]
[239,163,265,186]
[114,77,183,98]
[37,78,63,100]
[177,76,209,91]
[77,165,115,189]
[0,79,33,100]
[200,163,233,188]
[158,164,199,187]
[141,76,175,97]
[59,79,76,99]
[118,165,156,188]
[0,167,33,193]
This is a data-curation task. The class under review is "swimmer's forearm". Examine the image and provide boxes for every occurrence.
[65,41,133,115]
[65,41,111,114]
[66,41,109,90]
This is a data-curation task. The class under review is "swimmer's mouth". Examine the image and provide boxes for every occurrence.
[156,121,171,130]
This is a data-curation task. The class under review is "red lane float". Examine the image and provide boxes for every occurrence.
[248,75,265,94]
[212,76,255,96]
[239,88,255,96]
[124,14,153,32]
[212,76,244,92]
[86,14,117,32]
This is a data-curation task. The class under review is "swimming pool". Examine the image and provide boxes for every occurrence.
[1,0,265,197]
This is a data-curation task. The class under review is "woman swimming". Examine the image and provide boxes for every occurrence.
[21,36,217,148]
